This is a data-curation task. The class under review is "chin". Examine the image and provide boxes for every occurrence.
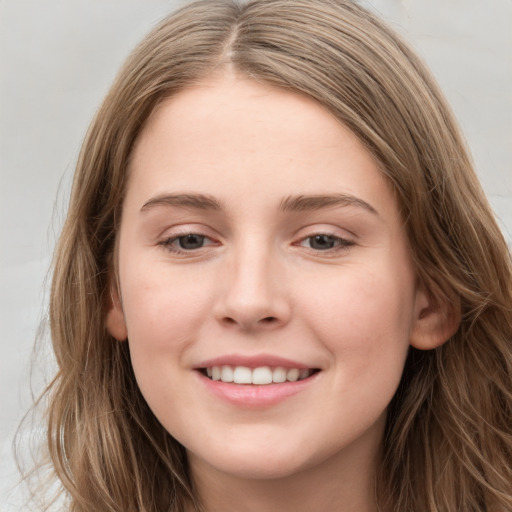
[188,439,326,481]
[205,459,309,481]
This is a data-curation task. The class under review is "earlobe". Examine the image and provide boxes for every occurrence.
[409,286,461,350]
[106,285,128,341]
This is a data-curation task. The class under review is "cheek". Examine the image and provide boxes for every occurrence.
[120,267,216,416]
[302,264,415,379]
[121,266,212,360]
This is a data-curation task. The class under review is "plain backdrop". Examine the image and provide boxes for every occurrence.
[1,1,511,510]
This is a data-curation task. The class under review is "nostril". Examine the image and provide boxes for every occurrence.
[220,315,282,329]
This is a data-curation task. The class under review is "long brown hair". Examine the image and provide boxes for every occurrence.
[30,1,512,510]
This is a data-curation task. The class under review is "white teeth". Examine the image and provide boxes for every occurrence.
[221,365,234,382]
[287,368,300,382]
[252,366,273,385]
[272,366,287,383]
[212,366,221,381]
[233,366,252,384]
[204,365,314,384]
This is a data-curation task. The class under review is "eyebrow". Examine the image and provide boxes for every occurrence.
[279,193,378,215]
[141,193,223,212]
[140,192,378,216]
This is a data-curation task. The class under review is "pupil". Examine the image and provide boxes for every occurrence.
[179,234,204,250]
[311,235,335,250]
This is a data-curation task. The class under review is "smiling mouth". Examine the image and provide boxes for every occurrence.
[200,365,320,385]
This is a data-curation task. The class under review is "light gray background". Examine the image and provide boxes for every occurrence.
[1,1,511,510]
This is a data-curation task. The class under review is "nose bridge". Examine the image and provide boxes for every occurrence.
[216,235,289,330]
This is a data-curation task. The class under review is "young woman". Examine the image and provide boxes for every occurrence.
[32,0,512,510]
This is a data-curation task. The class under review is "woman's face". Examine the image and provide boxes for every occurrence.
[111,74,430,482]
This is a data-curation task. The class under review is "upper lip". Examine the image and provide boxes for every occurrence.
[195,354,315,369]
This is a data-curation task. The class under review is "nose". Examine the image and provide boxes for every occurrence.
[214,244,291,332]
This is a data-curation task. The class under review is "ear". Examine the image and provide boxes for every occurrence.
[105,282,128,342]
[410,284,461,350]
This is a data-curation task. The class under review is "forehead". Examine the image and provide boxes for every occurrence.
[126,73,397,220]
[134,73,350,157]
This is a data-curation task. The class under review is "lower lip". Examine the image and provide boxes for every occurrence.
[196,371,320,408]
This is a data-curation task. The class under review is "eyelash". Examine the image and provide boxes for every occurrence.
[159,232,354,256]
[160,233,218,255]
[297,233,355,253]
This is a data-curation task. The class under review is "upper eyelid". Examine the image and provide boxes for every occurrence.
[159,233,219,256]
[158,234,353,258]
[293,223,357,240]
[296,233,354,246]
[156,222,356,242]
[158,223,218,238]
[162,232,218,246]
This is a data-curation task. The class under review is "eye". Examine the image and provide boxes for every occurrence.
[160,233,217,254]
[299,234,354,251]
[175,234,207,250]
